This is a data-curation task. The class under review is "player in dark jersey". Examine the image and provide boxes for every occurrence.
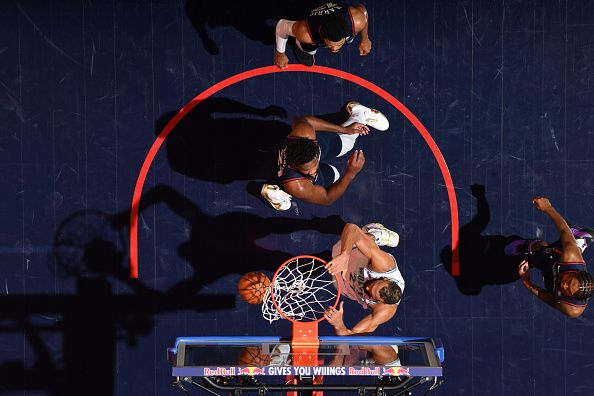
[272,102,389,206]
[512,197,593,318]
[274,2,371,68]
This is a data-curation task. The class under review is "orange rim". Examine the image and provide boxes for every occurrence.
[270,255,341,324]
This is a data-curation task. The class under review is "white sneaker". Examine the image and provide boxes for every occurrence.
[363,223,399,247]
[261,184,292,211]
[346,101,390,131]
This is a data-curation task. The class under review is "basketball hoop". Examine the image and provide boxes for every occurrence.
[261,255,340,364]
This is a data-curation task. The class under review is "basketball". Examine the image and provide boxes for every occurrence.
[238,272,271,304]
[237,347,271,366]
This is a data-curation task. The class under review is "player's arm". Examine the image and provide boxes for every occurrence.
[274,20,313,69]
[350,227,396,273]
[366,345,398,365]
[350,304,397,334]
[288,117,317,139]
[283,152,364,205]
[533,197,584,262]
[291,116,368,136]
[328,223,395,278]
[351,5,371,55]
[517,261,584,318]
[326,302,396,335]
[556,303,585,318]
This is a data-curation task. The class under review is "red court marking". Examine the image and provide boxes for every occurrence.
[129,65,459,278]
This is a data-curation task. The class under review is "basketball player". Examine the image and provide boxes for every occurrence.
[329,344,400,367]
[509,197,593,317]
[324,222,403,335]
[264,102,388,207]
[274,2,371,68]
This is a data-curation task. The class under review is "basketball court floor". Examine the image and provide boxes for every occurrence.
[1,0,593,395]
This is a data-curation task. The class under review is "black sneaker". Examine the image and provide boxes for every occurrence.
[292,44,315,66]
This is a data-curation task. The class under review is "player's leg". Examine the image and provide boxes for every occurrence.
[336,134,359,157]
[336,102,390,157]
[344,102,390,131]
[316,163,340,188]
[504,238,548,256]
[362,223,400,248]
[531,225,593,253]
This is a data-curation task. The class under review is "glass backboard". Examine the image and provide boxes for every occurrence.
[168,336,444,379]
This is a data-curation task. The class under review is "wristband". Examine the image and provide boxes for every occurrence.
[275,19,295,53]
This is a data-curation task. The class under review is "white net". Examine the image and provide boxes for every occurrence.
[262,256,338,323]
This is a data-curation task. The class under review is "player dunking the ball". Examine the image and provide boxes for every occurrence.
[324,222,403,335]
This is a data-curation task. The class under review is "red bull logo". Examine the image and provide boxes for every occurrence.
[237,367,266,376]
[382,366,410,376]
[348,367,380,376]
[203,367,235,376]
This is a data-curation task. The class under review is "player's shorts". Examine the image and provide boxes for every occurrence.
[317,163,340,188]
[317,132,343,160]
[314,132,344,188]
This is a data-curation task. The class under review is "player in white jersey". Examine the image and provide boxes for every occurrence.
[324,223,403,335]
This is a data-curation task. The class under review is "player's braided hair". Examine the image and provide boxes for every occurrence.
[573,271,594,300]
[284,137,319,166]
[379,281,402,305]
[321,17,350,42]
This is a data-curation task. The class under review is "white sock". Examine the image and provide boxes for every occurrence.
[337,134,358,157]
[336,110,368,157]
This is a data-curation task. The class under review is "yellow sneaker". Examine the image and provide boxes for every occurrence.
[363,223,399,247]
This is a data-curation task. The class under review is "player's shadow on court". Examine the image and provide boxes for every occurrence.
[111,184,345,291]
[157,97,352,186]
[0,207,236,396]
[440,184,523,295]
[185,0,316,55]
[156,97,290,184]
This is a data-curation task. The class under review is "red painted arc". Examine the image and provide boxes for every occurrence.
[129,65,460,278]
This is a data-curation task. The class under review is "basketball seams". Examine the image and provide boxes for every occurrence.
[238,272,271,304]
